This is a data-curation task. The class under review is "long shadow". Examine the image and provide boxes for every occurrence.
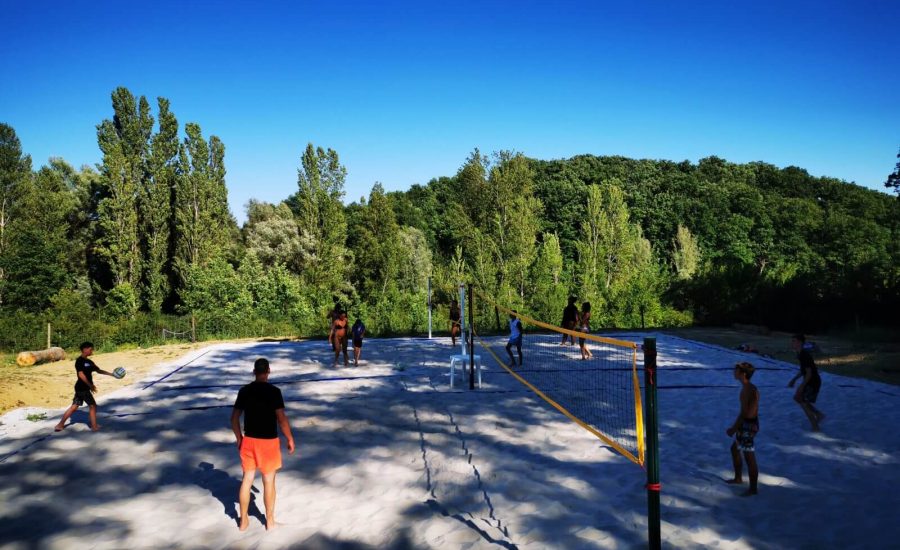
[194,461,265,526]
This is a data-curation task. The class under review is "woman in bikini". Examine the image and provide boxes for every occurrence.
[330,311,350,367]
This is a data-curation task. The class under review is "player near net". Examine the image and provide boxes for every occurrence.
[726,362,760,496]
[505,310,524,368]
[449,299,461,347]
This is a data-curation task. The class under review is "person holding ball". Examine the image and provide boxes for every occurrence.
[54,342,116,433]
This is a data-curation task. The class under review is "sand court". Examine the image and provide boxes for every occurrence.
[0,335,898,548]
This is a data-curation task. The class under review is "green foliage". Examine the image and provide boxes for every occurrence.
[673,225,700,280]
[105,283,139,319]
[2,100,898,349]
[287,143,350,304]
[885,147,900,195]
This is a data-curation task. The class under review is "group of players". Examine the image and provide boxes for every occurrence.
[726,333,825,496]
[49,301,827,527]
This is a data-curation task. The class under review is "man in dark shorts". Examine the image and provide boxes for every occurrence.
[789,333,824,431]
[54,341,115,432]
[231,358,295,531]
[351,318,366,366]
[560,296,579,345]
[726,362,760,496]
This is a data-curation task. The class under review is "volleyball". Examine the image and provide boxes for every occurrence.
[113,367,126,379]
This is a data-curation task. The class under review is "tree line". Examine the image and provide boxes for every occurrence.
[1,87,897,351]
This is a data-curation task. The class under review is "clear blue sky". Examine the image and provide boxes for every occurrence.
[2,1,898,223]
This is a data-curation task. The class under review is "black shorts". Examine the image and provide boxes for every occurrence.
[735,418,759,452]
[352,338,363,348]
[73,390,96,407]
[802,383,820,404]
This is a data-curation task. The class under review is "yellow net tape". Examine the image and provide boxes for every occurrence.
[473,289,645,467]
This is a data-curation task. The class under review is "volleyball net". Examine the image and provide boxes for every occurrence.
[472,289,645,467]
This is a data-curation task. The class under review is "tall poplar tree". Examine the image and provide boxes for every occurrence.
[96,87,154,294]
[288,143,349,300]
[174,122,233,288]
[141,98,179,311]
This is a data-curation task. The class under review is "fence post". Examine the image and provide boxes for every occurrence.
[427,276,432,339]
[468,283,475,390]
[47,323,51,349]
[644,337,661,549]
[191,314,197,343]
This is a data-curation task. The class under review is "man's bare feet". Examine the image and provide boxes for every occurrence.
[724,478,743,485]
[741,488,758,497]
[239,516,249,531]
[91,425,101,432]
[266,518,276,531]
[54,424,65,432]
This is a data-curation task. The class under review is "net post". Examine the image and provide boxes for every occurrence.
[191,314,197,343]
[427,276,432,339]
[468,283,475,390]
[458,283,466,356]
[644,336,661,549]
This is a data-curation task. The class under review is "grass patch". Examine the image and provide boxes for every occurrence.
[26,413,47,422]
[665,327,900,386]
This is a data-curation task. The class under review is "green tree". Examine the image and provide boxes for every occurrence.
[141,97,179,311]
[287,143,350,301]
[0,166,72,310]
[95,87,154,289]
[885,147,900,195]
[243,200,302,268]
[673,224,700,280]
[174,123,234,286]
[530,233,567,322]
[0,123,33,306]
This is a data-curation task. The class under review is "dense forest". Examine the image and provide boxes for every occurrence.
[1,87,897,351]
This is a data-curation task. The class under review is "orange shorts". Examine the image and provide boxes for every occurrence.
[240,436,282,474]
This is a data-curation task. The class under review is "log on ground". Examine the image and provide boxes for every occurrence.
[16,347,67,367]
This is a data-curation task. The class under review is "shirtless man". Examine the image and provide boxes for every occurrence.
[725,362,760,496]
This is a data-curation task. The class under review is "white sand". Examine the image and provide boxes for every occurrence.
[0,334,898,549]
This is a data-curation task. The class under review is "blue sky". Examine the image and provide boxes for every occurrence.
[2,1,898,223]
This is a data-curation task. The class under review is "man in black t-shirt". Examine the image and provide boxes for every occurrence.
[231,358,295,531]
[789,334,825,431]
[54,341,114,432]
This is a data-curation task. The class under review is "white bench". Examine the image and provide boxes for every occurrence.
[450,354,482,389]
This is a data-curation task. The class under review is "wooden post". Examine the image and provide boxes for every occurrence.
[468,283,475,390]
[644,337,661,549]
[191,315,197,343]
[47,323,51,349]
[427,276,432,339]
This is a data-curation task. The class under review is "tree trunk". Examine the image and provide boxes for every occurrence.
[16,347,67,367]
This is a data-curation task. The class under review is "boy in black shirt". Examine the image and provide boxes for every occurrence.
[231,358,295,531]
[351,318,366,366]
[789,334,824,431]
[54,342,114,432]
